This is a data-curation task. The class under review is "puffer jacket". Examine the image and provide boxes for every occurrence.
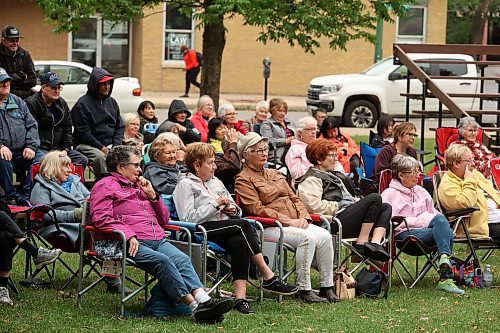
[235,164,310,225]
[25,91,73,151]
[0,93,39,151]
[71,67,124,149]
[143,162,187,195]
[438,169,499,238]
[30,174,89,246]
[173,173,241,224]
[90,172,169,241]
[380,179,439,236]
[0,44,36,99]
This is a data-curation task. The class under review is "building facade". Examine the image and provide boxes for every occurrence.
[0,0,446,95]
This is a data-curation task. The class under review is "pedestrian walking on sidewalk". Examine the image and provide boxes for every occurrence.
[180,45,200,98]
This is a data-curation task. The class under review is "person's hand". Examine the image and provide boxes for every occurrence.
[216,196,231,207]
[285,137,293,145]
[137,142,144,152]
[464,163,474,180]
[128,237,139,257]
[23,147,35,160]
[176,149,185,161]
[221,204,237,216]
[289,218,309,229]
[101,146,110,156]
[226,128,239,143]
[0,145,12,161]
[137,176,156,200]
[74,207,83,221]
[175,123,187,133]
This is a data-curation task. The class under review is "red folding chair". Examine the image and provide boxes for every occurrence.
[434,127,483,172]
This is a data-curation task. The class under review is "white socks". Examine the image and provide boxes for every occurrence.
[194,290,211,304]
[188,301,198,311]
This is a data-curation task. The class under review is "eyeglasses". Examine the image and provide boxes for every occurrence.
[460,159,474,164]
[401,170,422,176]
[0,81,11,87]
[405,132,418,138]
[249,147,269,155]
[162,150,178,156]
[226,112,238,116]
[125,162,141,169]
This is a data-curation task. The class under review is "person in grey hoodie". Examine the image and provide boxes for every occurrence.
[143,137,187,195]
[165,99,201,145]
[71,67,124,179]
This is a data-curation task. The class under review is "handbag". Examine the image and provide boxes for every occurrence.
[450,257,483,288]
[355,268,388,299]
[334,266,356,300]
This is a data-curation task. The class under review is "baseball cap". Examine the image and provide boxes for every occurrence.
[0,68,12,83]
[98,75,114,83]
[40,72,65,86]
[2,25,22,39]
[237,132,269,156]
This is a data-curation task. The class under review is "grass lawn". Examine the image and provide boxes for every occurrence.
[1,245,498,333]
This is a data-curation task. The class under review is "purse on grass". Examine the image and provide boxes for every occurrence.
[334,266,356,300]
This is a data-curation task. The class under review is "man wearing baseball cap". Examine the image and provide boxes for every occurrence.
[0,25,36,99]
[0,67,43,205]
[25,72,87,168]
[71,67,124,179]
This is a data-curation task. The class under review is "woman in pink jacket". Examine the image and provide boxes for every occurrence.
[90,145,233,323]
[190,95,215,143]
[380,155,464,295]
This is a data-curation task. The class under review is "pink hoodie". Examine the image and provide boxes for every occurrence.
[380,179,439,236]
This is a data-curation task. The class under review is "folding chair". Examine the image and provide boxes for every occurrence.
[379,169,439,288]
[433,171,497,264]
[434,127,483,171]
[162,195,264,300]
[357,142,381,194]
[76,199,190,318]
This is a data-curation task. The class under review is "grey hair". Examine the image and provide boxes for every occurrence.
[121,113,139,127]
[195,95,214,113]
[155,132,184,148]
[106,145,141,173]
[217,103,235,117]
[296,116,317,136]
[458,117,479,136]
[255,100,269,112]
[391,154,420,181]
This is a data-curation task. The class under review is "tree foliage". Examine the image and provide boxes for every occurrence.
[37,0,411,104]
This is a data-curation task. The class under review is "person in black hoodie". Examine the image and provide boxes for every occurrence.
[0,26,36,99]
[164,99,201,145]
[71,67,124,179]
[26,72,87,168]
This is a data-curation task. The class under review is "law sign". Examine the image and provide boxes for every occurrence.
[166,32,191,60]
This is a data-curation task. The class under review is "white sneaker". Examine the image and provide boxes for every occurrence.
[34,248,62,270]
[0,286,13,306]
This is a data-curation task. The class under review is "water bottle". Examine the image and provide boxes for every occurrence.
[483,264,493,288]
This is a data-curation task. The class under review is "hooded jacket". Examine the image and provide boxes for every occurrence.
[0,44,36,99]
[30,174,90,246]
[90,172,169,241]
[380,179,439,236]
[167,99,200,144]
[143,161,187,195]
[173,173,241,224]
[25,91,73,151]
[0,93,39,151]
[71,67,124,149]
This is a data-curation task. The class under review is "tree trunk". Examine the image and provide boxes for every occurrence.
[471,0,492,44]
[200,7,225,110]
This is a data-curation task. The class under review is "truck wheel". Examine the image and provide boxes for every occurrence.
[344,100,378,128]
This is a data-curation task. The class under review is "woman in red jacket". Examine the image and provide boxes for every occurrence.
[180,45,200,98]
[319,117,360,173]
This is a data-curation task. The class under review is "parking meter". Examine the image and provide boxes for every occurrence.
[263,58,271,79]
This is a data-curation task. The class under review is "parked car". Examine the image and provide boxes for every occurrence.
[33,60,143,113]
[306,53,479,128]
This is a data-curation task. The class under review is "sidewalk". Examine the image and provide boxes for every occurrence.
[141,91,308,112]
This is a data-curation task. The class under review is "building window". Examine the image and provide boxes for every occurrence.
[397,4,427,44]
[164,4,194,61]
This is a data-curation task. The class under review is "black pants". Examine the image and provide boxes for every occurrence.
[0,211,24,271]
[185,67,201,94]
[200,219,261,281]
[489,223,500,247]
[334,193,391,239]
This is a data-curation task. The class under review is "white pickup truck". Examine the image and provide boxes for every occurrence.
[306,53,479,128]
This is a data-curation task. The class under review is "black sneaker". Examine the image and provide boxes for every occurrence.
[233,298,255,314]
[295,290,328,303]
[193,297,233,323]
[363,242,389,262]
[352,243,365,256]
[262,276,298,295]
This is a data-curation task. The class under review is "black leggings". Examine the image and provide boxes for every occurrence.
[200,219,261,281]
[0,211,24,271]
[185,67,201,94]
[489,223,500,247]
[334,193,391,239]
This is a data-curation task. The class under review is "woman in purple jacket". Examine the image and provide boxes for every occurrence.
[90,146,233,323]
[380,155,463,295]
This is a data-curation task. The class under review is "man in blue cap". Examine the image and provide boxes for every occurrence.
[0,25,36,99]
[26,72,87,168]
[0,67,43,205]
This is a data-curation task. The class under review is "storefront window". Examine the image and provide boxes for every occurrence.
[164,5,194,61]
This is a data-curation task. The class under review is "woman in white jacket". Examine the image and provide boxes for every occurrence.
[173,143,297,314]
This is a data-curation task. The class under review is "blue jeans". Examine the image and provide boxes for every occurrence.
[132,238,203,303]
[395,213,453,255]
[0,149,45,200]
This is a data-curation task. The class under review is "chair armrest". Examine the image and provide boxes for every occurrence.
[245,216,277,227]
[444,207,479,219]
[167,220,198,230]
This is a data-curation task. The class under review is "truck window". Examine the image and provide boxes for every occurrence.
[390,63,430,80]
[438,63,467,76]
